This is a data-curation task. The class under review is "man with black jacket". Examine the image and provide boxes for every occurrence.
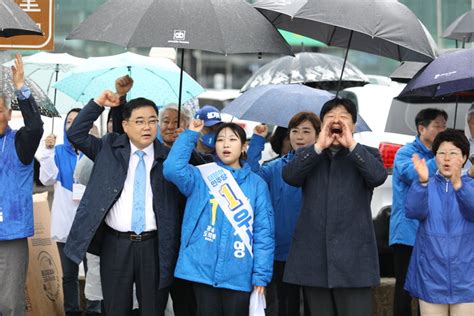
[0,53,44,316]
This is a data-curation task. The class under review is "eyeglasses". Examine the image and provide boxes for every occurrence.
[436,151,462,158]
[129,118,158,127]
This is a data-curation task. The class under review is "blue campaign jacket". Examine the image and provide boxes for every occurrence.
[163,130,275,292]
[247,134,301,261]
[405,174,474,304]
[389,137,437,246]
[0,128,34,240]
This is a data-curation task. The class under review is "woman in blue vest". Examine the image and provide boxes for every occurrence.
[406,129,474,315]
[163,119,274,316]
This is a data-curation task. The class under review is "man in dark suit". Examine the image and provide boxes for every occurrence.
[64,90,183,316]
[282,98,388,316]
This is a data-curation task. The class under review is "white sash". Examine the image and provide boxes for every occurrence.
[197,162,254,257]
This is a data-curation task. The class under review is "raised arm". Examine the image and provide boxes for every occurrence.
[405,181,429,220]
[282,145,324,187]
[67,91,120,160]
[394,147,437,186]
[110,75,133,134]
[38,135,58,186]
[13,53,44,165]
[163,119,203,196]
[348,144,388,188]
[246,125,267,172]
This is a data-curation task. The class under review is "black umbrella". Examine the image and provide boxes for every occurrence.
[253,0,438,94]
[442,9,474,48]
[1,67,60,118]
[241,52,368,92]
[396,48,474,128]
[390,61,427,84]
[0,0,42,37]
[66,0,293,126]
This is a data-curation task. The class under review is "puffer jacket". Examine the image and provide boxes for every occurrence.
[163,130,275,292]
[405,173,474,304]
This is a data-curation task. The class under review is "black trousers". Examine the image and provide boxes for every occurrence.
[393,244,414,316]
[303,286,372,316]
[100,229,169,316]
[266,261,303,316]
[170,278,196,316]
[193,282,250,316]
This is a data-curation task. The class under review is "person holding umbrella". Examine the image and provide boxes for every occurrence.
[0,53,44,316]
[282,98,387,316]
[248,112,321,316]
[405,129,474,315]
[163,119,274,316]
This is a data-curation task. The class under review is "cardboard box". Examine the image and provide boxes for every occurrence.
[25,192,64,316]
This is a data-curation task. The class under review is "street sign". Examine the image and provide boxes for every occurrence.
[0,0,54,50]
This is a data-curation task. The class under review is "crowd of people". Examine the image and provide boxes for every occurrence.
[1,54,474,316]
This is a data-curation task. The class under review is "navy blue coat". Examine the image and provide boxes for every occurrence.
[282,144,388,288]
[64,101,184,289]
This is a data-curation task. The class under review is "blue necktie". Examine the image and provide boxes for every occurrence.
[132,150,146,234]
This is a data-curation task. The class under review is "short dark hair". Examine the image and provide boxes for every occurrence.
[288,111,321,135]
[432,129,470,166]
[320,98,357,123]
[269,127,288,155]
[415,108,448,136]
[122,98,158,120]
[214,122,247,160]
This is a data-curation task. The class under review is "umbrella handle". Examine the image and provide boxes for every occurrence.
[177,49,185,129]
[336,30,353,98]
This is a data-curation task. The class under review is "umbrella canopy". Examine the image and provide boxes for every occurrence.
[222,84,370,132]
[398,48,474,101]
[66,0,292,55]
[1,67,59,117]
[3,52,86,108]
[253,0,438,62]
[442,9,474,43]
[0,1,42,37]
[390,61,427,83]
[53,52,205,106]
[241,52,368,92]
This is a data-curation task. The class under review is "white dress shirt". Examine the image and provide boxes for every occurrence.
[105,142,157,232]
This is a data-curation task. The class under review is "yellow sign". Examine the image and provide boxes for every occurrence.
[0,0,54,50]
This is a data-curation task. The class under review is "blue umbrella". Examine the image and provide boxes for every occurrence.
[398,48,474,101]
[53,52,205,106]
[222,84,371,132]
